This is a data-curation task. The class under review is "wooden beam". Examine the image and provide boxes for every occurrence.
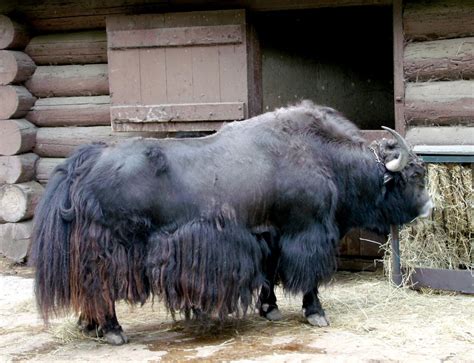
[25,31,107,65]
[25,64,109,97]
[26,96,110,127]
[392,0,405,136]
[406,126,474,146]
[35,158,65,184]
[405,81,474,126]
[404,37,474,81]
[247,0,392,11]
[112,121,225,133]
[34,126,165,157]
[111,102,245,124]
[108,25,243,49]
[404,0,474,41]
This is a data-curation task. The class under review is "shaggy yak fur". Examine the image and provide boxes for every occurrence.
[30,101,432,345]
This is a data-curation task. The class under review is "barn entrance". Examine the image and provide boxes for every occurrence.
[255,6,395,131]
[254,6,395,268]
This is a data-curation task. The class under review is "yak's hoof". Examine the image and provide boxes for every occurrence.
[260,304,283,321]
[104,330,129,345]
[307,313,329,327]
[265,308,283,321]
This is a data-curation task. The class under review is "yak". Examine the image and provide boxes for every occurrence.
[30,101,432,345]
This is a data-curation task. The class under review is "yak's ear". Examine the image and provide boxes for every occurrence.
[383,173,394,185]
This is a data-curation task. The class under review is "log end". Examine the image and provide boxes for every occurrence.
[0,15,29,50]
[0,119,37,156]
[0,182,44,222]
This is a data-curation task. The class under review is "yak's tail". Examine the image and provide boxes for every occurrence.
[147,215,269,320]
[29,143,107,323]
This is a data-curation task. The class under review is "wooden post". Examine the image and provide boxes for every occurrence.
[0,86,36,119]
[0,15,29,50]
[393,0,405,136]
[0,119,37,156]
[0,50,36,85]
[25,64,109,97]
[390,225,403,287]
[0,153,39,184]
[0,181,44,222]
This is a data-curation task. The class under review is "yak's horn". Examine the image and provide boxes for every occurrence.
[381,126,410,172]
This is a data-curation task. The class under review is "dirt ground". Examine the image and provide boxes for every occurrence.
[0,257,473,363]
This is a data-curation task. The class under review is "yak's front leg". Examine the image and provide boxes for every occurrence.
[78,305,128,345]
[101,305,129,345]
[302,287,329,327]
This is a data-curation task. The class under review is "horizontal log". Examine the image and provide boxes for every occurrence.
[404,37,474,81]
[25,64,109,97]
[0,220,33,263]
[0,86,36,119]
[0,153,39,184]
[35,126,164,157]
[405,81,474,125]
[404,1,474,41]
[0,50,36,85]
[0,15,29,50]
[27,96,110,127]
[0,181,44,222]
[25,31,107,65]
[406,126,474,146]
[0,119,37,156]
[36,158,64,184]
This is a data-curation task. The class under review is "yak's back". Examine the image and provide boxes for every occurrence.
[219,100,365,147]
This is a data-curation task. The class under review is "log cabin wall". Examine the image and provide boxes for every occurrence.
[1,0,471,266]
[402,0,474,148]
[0,15,40,262]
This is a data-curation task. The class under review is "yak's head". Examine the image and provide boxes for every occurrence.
[371,127,433,226]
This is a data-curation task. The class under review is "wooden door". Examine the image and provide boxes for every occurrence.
[107,9,261,132]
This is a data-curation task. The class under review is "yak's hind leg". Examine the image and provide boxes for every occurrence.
[302,287,329,327]
[147,215,268,320]
[257,230,282,321]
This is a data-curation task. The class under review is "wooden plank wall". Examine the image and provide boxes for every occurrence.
[402,0,474,147]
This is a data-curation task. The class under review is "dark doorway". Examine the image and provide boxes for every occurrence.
[255,6,394,130]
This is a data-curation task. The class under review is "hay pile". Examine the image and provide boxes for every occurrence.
[385,163,473,278]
